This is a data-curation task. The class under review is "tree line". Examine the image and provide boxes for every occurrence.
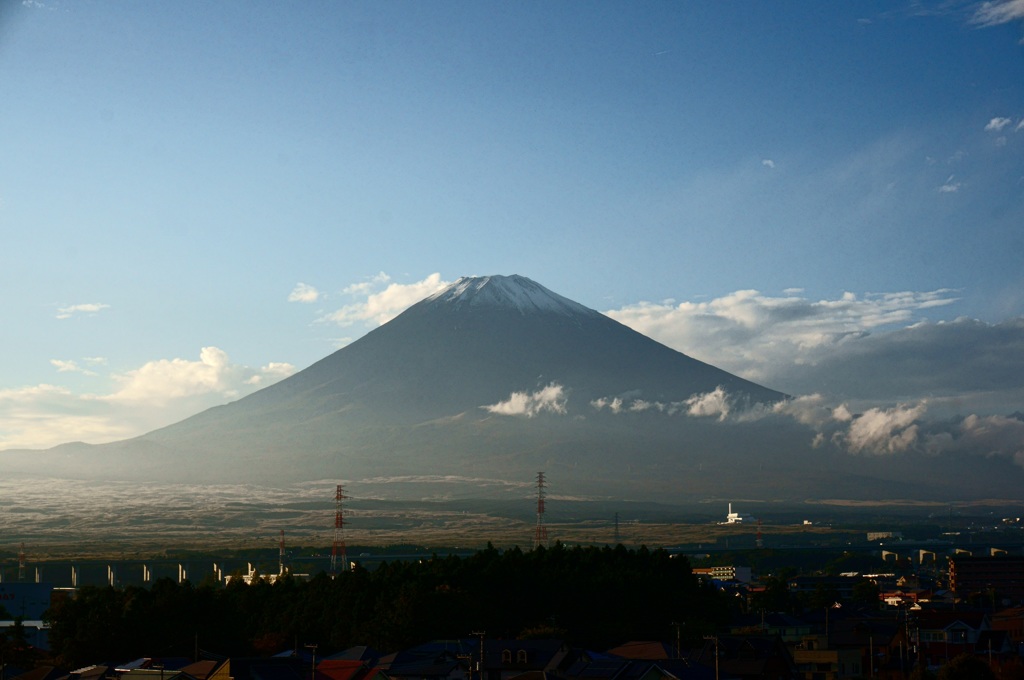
[45,544,729,668]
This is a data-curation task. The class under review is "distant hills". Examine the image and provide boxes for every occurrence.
[5,275,1023,503]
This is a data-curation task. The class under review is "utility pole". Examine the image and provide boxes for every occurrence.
[533,473,547,550]
[703,636,719,680]
[331,484,349,575]
[471,631,486,680]
[304,643,318,680]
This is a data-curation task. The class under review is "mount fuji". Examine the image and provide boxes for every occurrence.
[6,275,1021,502]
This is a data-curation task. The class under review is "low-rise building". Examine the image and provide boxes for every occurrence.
[692,565,753,583]
[948,555,1024,603]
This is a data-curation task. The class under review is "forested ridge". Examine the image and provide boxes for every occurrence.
[44,544,728,667]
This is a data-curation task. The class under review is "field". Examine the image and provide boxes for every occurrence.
[2,477,1022,561]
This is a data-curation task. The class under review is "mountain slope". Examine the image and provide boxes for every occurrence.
[7,275,1021,502]
[145,275,783,438]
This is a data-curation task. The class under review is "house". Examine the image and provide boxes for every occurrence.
[562,656,715,680]
[790,634,862,680]
[178,661,227,680]
[117,669,201,680]
[914,610,989,671]
[990,605,1024,646]
[482,640,571,680]
[786,576,859,602]
[221,656,316,680]
[318,659,387,680]
[729,613,811,642]
[325,647,384,665]
[6,666,70,680]
[694,635,795,680]
[377,641,473,680]
[604,642,674,661]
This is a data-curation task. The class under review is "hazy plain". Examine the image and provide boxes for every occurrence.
[4,477,1020,561]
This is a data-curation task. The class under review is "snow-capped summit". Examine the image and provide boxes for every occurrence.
[426,275,599,317]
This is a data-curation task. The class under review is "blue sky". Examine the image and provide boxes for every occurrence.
[1,1,1023,453]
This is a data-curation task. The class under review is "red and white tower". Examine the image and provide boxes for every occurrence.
[533,472,548,550]
[18,542,26,582]
[331,484,349,575]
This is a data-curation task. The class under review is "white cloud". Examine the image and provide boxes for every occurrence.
[770,393,835,429]
[587,383,935,457]
[342,271,391,296]
[246,362,296,386]
[774,317,1024,413]
[938,175,961,193]
[971,0,1024,27]
[322,272,450,326]
[612,306,1024,423]
[685,386,732,420]
[288,283,321,303]
[105,346,294,405]
[56,302,110,319]
[762,159,775,169]
[925,414,1024,464]
[0,384,131,450]
[1017,120,1024,132]
[591,394,691,417]
[590,377,1021,461]
[483,383,567,417]
[50,359,97,376]
[837,402,927,454]
[0,348,295,451]
[590,396,625,414]
[604,287,959,386]
[985,117,1014,132]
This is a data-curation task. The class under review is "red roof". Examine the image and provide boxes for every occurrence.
[317,660,378,680]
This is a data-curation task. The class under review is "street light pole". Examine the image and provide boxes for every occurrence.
[471,631,486,680]
[304,643,318,680]
[703,636,719,680]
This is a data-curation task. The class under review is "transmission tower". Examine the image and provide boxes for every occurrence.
[533,472,548,550]
[331,484,349,575]
[18,543,26,582]
[278,530,286,576]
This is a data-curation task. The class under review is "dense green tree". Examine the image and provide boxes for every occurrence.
[936,653,996,680]
[908,662,936,680]
[750,574,795,614]
[1,616,33,668]
[851,579,881,607]
[46,545,729,667]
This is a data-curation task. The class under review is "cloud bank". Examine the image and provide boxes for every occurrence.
[603,288,1024,420]
[603,287,959,386]
[0,348,294,450]
[589,383,1024,467]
